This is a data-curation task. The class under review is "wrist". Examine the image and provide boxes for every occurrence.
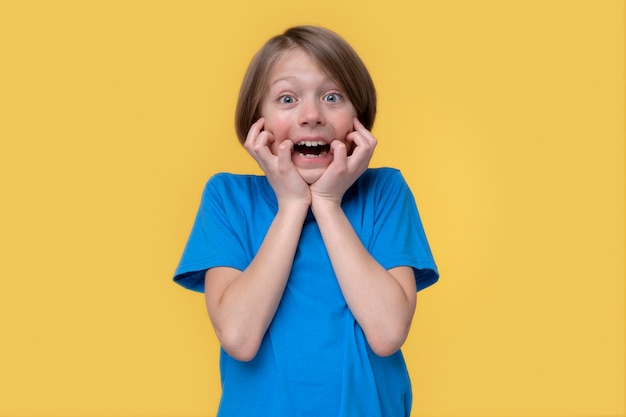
[310,196,342,218]
[277,198,311,217]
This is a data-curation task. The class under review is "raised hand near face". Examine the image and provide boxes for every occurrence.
[309,117,377,206]
[244,118,312,208]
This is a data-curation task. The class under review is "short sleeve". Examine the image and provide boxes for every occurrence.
[173,175,250,292]
[368,170,439,292]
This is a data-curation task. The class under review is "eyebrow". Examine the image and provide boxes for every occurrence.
[269,76,296,87]
[269,76,340,90]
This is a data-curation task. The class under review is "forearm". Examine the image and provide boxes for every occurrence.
[311,199,416,356]
[206,202,309,361]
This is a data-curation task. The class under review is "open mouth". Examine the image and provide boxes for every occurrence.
[293,140,330,158]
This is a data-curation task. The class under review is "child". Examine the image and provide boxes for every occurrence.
[174,25,438,417]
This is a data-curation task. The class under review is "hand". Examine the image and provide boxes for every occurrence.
[310,117,377,205]
[244,118,311,208]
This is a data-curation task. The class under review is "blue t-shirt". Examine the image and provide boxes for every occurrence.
[174,167,438,417]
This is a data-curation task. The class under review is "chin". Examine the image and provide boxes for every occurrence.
[298,169,325,185]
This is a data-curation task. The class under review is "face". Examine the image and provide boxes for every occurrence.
[260,48,357,184]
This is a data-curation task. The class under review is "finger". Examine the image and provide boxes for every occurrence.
[246,129,275,172]
[343,131,356,155]
[244,118,265,150]
[353,116,365,131]
[345,130,369,154]
[245,118,264,140]
[254,131,276,162]
[344,135,375,174]
[355,117,377,143]
[347,126,376,157]
[329,140,348,169]
[277,139,294,171]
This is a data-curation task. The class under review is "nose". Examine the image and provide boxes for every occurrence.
[298,98,325,126]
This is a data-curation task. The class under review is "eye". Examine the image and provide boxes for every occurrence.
[278,95,296,104]
[323,93,341,103]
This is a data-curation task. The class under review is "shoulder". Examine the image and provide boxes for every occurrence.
[205,172,264,188]
[355,167,409,194]
[359,167,403,183]
[202,172,276,209]
[203,173,268,196]
[342,168,413,211]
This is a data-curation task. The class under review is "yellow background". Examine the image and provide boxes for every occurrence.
[0,1,623,416]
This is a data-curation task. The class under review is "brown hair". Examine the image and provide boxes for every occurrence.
[234,26,377,145]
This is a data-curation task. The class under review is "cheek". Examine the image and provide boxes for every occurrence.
[336,112,357,138]
[262,115,291,155]
[261,114,290,139]
[338,105,357,127]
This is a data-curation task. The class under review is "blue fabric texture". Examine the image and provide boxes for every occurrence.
[174,167,438,417]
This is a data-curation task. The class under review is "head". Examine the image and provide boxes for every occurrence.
[235,25,377,145]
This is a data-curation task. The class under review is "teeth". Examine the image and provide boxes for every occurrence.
[297,140,326,147]
[297,150,328,158]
